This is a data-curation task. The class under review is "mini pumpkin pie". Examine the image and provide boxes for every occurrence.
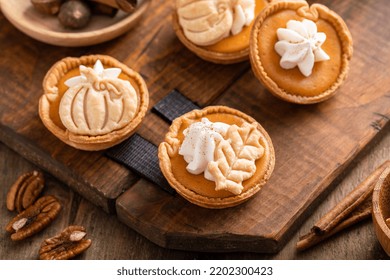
[158,106,275,208]
[173,0,269,64]
[39,55,149,151]
[249,0,353,104]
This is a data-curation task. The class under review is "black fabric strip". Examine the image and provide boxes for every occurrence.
[106,134,175,195]
[152,89,200,123]
[107,90,200,194]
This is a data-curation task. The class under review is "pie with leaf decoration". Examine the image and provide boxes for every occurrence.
[249,0,353,104]
[39,55,149,151]
[158,106,275,208]
[173,0,270,64]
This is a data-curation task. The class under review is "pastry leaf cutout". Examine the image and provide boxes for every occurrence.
[207,122,265,195]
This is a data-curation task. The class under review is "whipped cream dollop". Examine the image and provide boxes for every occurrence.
[60,60,137,136]
[231,0,256,35]
[179,118,230,180]
[274,19,330,77]
[177,0,255,46]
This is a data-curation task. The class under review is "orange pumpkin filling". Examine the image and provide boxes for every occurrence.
[49,65,141,132]
[257,10,342,97]
[205,0,268,53]
[169,112,271,199]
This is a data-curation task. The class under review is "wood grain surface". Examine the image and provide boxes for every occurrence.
[0,0,390,255]
[1,129,389,259]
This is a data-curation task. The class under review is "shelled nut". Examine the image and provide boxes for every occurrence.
[6,171,45,213]
[39,225,92,260]
[5,196,62,241]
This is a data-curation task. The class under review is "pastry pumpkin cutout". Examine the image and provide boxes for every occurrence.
[59,60,137,136]
[39,55,149,151]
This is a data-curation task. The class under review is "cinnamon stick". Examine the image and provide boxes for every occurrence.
[297,197,372,251]
[314,160,390,235]
[296,160,390,251]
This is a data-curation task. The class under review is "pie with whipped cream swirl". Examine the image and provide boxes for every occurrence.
[249,0,353,103]
[158,106,275,208]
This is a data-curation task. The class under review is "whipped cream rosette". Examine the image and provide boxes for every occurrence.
[275,19,330,77]
[179,118,230,180]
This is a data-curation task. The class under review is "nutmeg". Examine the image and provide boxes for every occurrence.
[58,0,91,29]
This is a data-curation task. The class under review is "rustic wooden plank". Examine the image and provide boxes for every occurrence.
[1,0,389,254]
[2,138,390,259]
[0,143,198,260]
[0,0,249,212]
[115,0,390,252]
[116,178,280,252]
[115,1,250,107]
[0,23,138,212]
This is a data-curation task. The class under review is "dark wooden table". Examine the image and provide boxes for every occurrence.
[1,127,389,260]
[1,0,390,259]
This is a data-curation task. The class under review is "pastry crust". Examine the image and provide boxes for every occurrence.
[249,1,353,104]
[173,0,269,64]
[39,54,149,151]
[158,106,275,208]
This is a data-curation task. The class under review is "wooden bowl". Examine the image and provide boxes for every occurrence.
[0,0,150,47]
[372,167,390,256]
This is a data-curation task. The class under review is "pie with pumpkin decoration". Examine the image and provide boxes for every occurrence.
[173,0,270,64]
[39,55,149,151]
[249,0,353,104]
[158,106,275,208]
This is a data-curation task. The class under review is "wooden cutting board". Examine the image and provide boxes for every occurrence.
[0,0,389,253]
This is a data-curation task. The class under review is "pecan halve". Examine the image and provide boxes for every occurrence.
[39,225,92,260]
[6,171,45,212]
[5,195,61,241]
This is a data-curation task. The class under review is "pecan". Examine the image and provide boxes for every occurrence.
[6,171,45,213]
[5,196,61,241]
[39,225,92,260]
